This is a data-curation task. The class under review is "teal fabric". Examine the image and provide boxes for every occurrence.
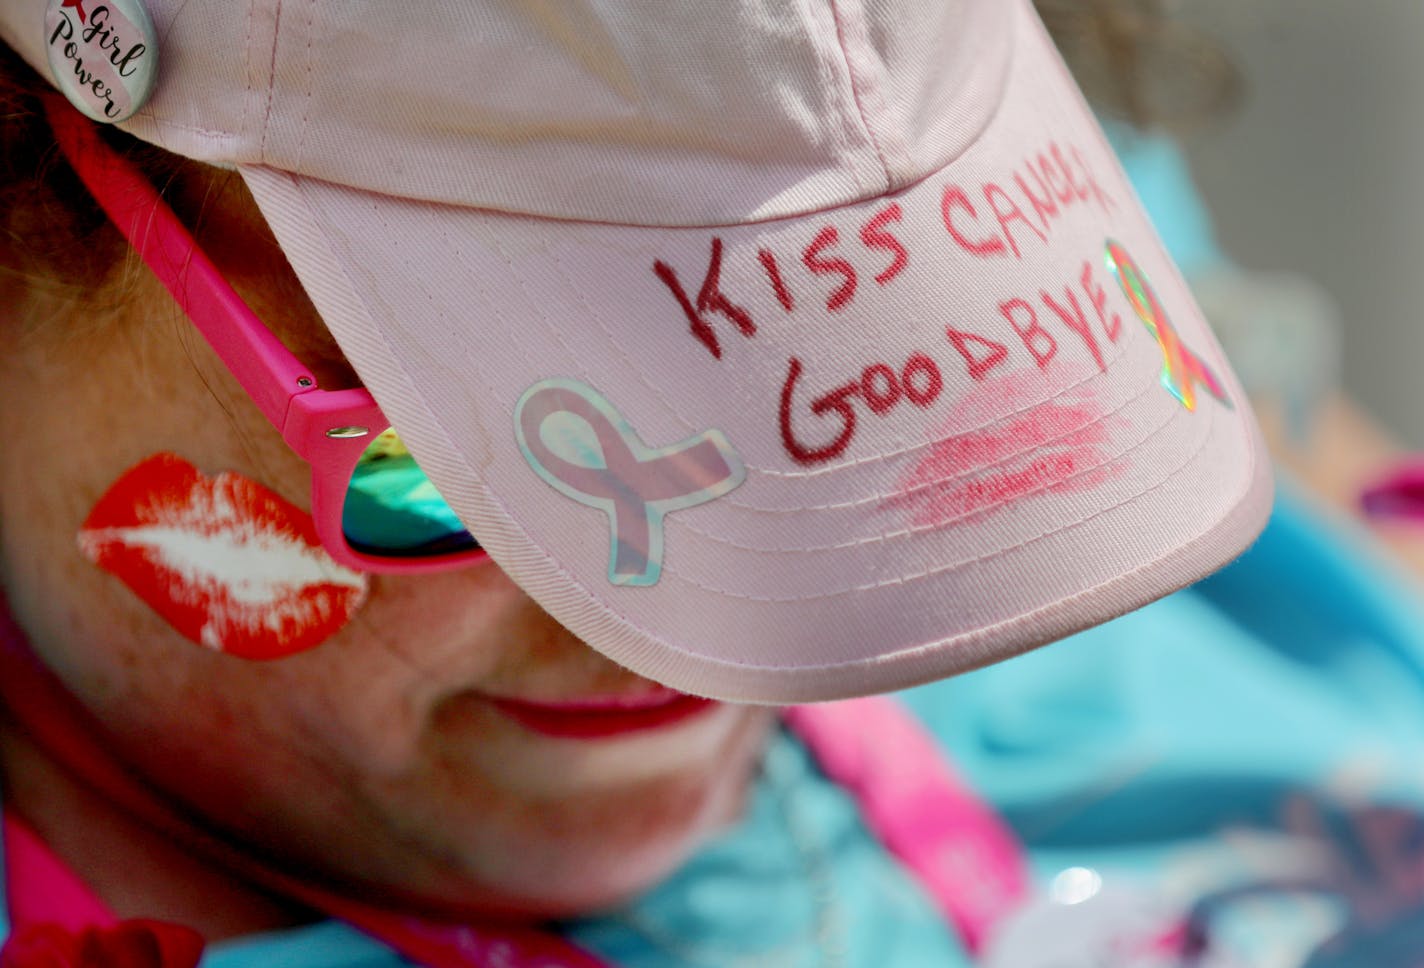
[205,922,401,968]
[563,730,967,967]
[904,482,1424,965]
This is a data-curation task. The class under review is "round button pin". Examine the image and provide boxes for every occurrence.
[44,0,158,124]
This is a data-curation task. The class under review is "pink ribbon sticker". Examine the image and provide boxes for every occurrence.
[1105,240,1231,412]
[515,379,745,586]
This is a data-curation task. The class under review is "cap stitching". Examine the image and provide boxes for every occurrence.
[653,396,1215,602]
[677,372,1160,526]
[610,405,1257,682]
[257,0,285,163]
[670,380,1179,553]
[293,0,317,169]
[238,0,257,141]
[800,2,871,197]
[480,231,609,407]
[232,86,1025,232]
[513,237,679,439]
[826,0,895,189]
[380,203,527,419]
[126,115,238,140]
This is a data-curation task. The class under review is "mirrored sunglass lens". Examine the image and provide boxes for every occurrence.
[341,428,480,557]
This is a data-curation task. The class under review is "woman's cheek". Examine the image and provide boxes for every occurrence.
[78,452,368,659]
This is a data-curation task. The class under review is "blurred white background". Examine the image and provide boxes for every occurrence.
[1177,2,1424,446]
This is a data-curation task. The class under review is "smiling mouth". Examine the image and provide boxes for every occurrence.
[487,690,720,740]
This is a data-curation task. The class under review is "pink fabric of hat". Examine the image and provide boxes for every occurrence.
[4,0,1272,702]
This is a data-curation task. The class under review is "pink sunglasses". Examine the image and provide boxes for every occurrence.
[46,96,488,574]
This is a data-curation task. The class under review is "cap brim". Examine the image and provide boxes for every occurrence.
[240,0,1271,703]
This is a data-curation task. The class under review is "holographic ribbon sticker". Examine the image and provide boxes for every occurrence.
[1106,240,1232,412]
[515,379,746,586]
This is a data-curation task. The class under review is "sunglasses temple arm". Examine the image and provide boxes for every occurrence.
[44,95,316,436]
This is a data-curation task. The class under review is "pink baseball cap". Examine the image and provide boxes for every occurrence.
[6,0,1272,702]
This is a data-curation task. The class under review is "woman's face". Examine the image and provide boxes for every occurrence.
[0,169,774,920]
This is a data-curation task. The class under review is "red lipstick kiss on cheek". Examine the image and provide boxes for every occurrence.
[78,453,369,659]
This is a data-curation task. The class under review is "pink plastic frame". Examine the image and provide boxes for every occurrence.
[45,97,487,574]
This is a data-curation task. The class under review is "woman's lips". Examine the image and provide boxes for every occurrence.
[78,453,368,659]
[487,689,720,740]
